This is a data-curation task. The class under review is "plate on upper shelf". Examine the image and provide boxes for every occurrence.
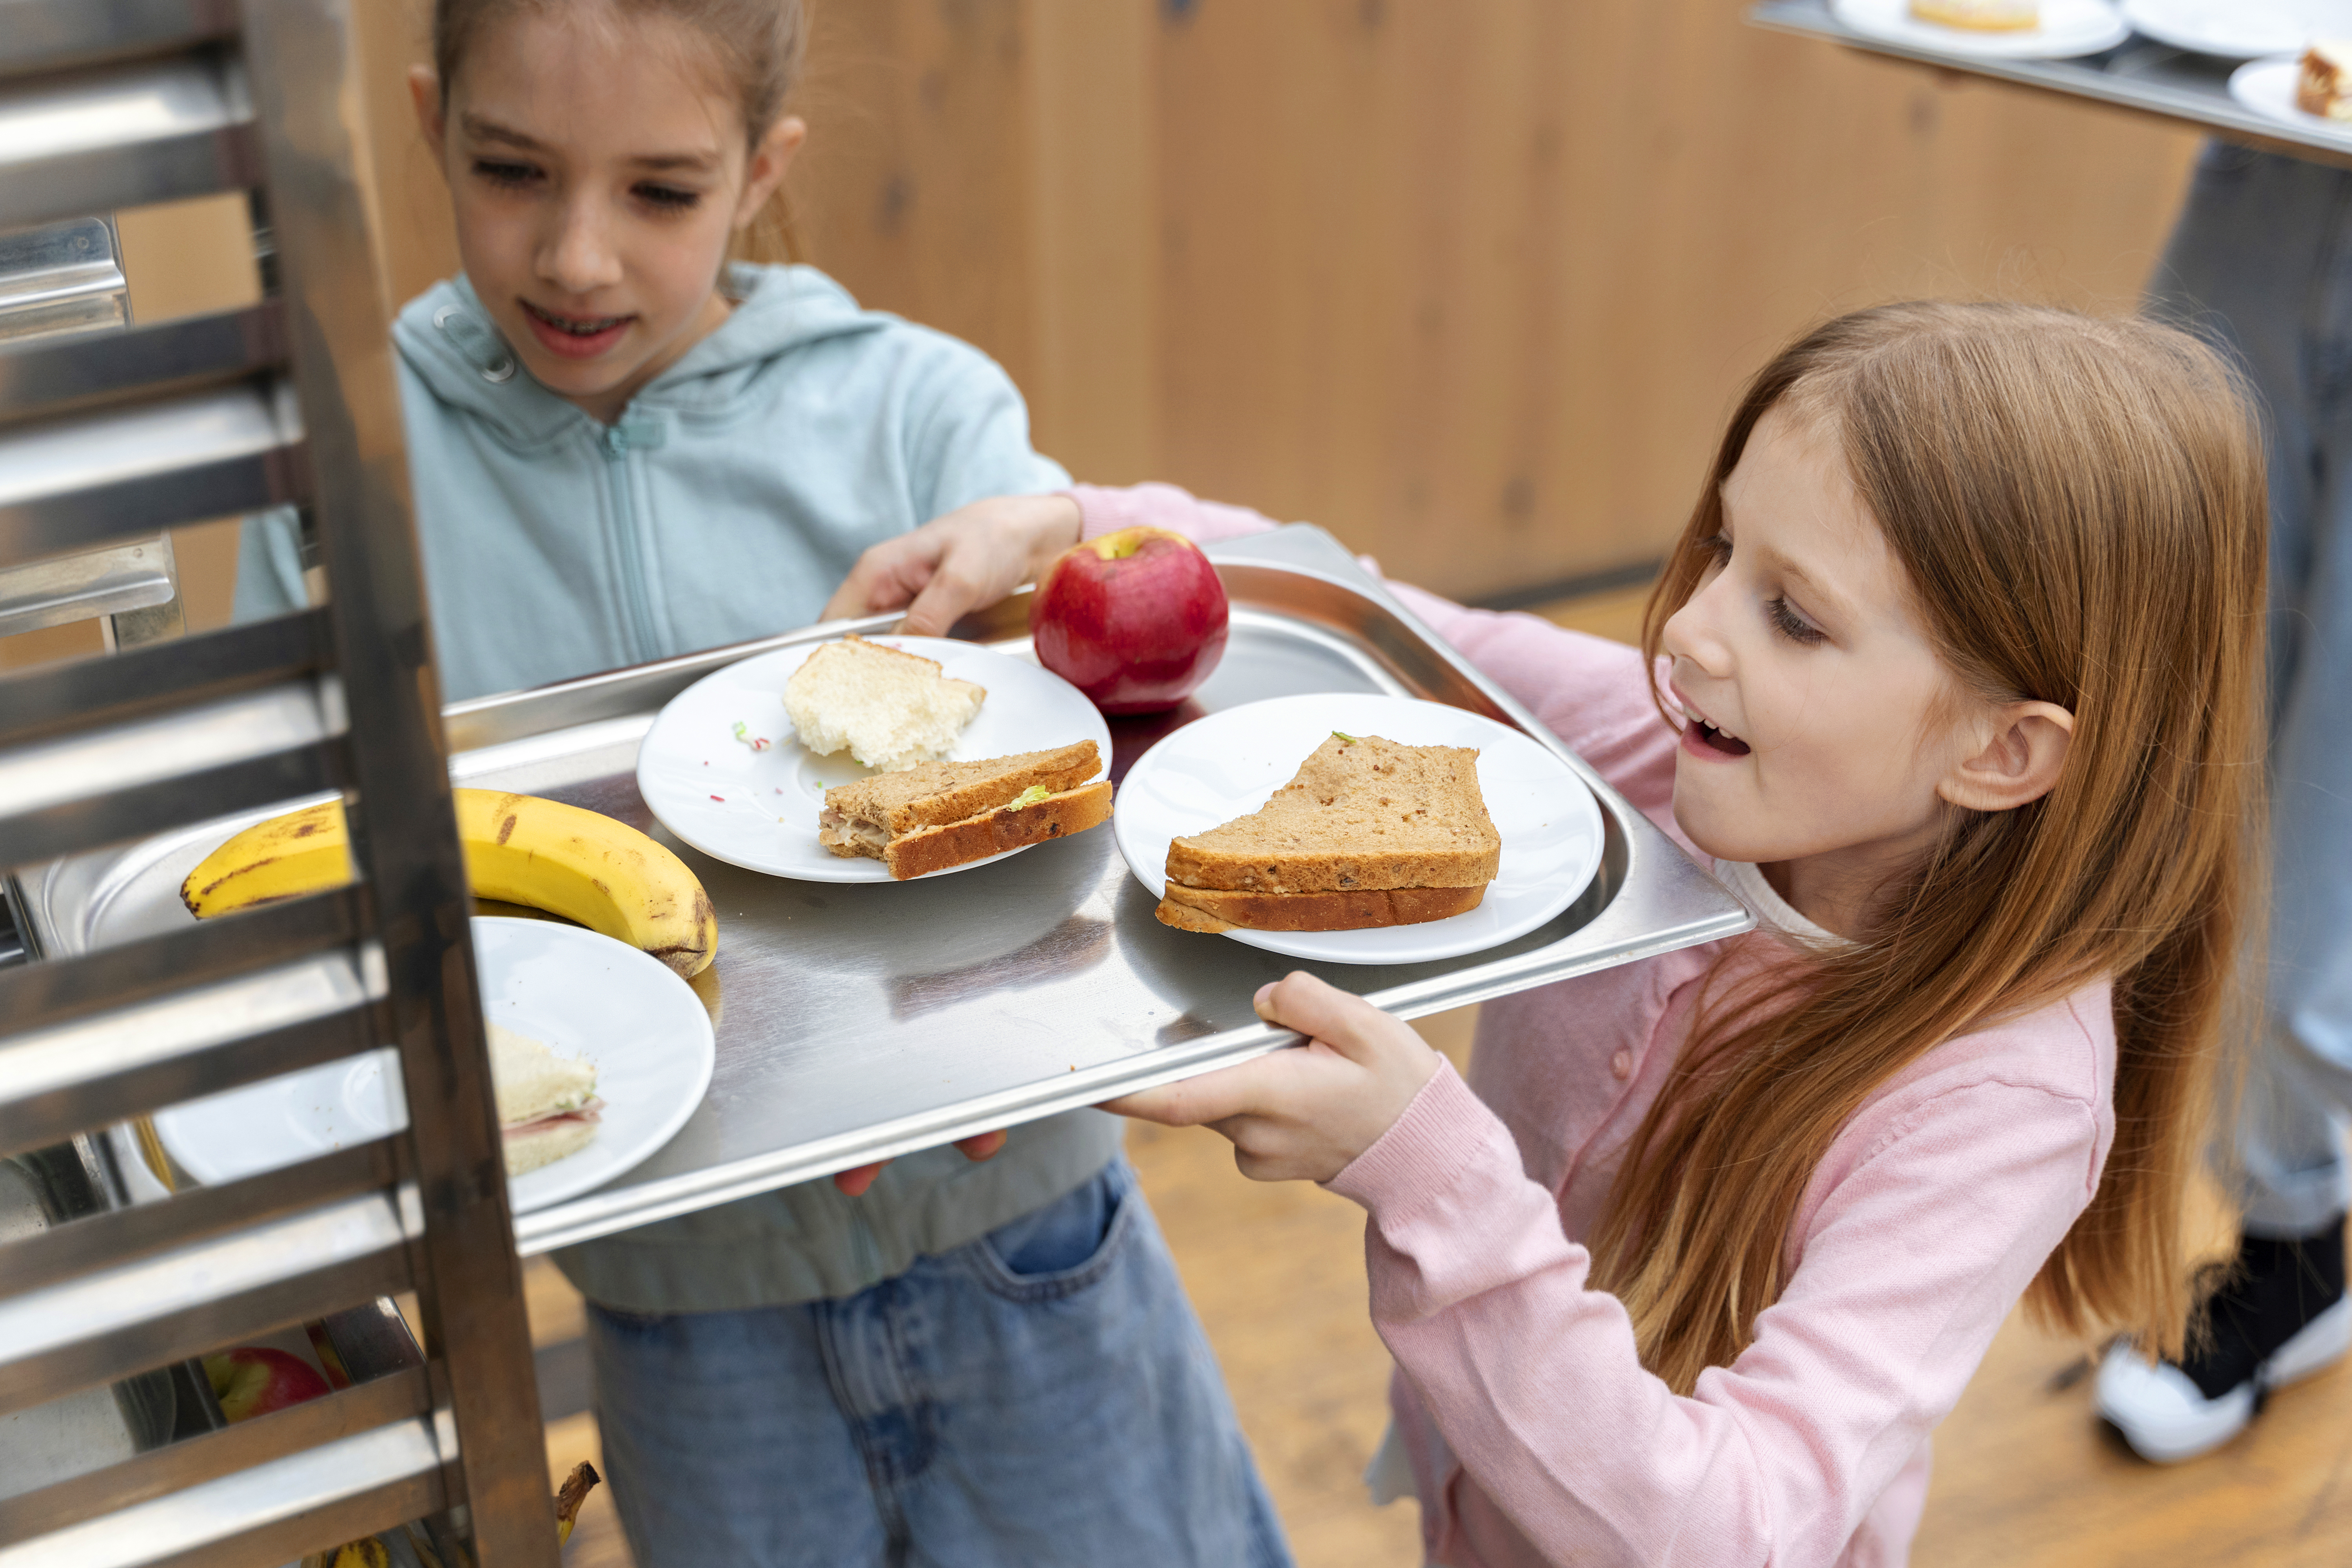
[1112,693,1606,965]
[153,917,716,1214]
[2231,54,2352,140]
[2123,0,2305,58]
[637,635,1112,883]
[1829,0,2130,58]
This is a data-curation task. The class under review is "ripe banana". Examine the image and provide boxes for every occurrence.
[182,790,717,978]
[300,1538,388,1568]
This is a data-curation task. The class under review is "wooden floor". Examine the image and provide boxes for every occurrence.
[529,585,2352,1564]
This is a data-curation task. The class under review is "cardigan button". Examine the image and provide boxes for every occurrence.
[1610,1049,1632,1081]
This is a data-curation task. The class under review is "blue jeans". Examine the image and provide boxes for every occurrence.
[585,1156,1293,1567]
[2154,143,2352,1236]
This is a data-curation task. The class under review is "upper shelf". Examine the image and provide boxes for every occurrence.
[1750,0,2352,171]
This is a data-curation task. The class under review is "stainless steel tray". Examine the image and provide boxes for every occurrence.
[1751,0,2352,171]
[26,524,1748,1255]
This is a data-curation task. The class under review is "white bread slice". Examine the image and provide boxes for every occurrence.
[487,1023,597,1125]
[784,635,986,772]
[504,1115,599,1178]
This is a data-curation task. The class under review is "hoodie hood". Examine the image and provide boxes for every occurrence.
[394,262,889,447]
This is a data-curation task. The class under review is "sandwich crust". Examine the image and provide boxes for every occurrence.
[824,741,1102,835]
[1154,882,1487,933]
[881,780,1114,879]
[1165,734,1499,893]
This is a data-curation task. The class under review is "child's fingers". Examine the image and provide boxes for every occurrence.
[897,554,997,637]
[1253,971,1396,1061]
[825,535,940,621]
[833,1160,886,1196]
[1100,1054,1296,1127]
[954,1129,1008,1161]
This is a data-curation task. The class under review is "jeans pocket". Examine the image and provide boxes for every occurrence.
[969,1164,1138,1303]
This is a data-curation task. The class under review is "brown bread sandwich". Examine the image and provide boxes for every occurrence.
[820,740,1110,879]
[1157,732,1499,932]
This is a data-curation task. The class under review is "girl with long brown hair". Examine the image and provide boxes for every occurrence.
[1098,300,2268,1565]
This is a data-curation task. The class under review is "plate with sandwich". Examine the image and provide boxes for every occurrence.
[1828,0,2129,57]
[152,918,716,1212]
[637,633,1115,882]
[2232,47,2352,142]
[1114,693,1606,964]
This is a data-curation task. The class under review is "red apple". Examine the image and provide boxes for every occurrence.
[204,1347,329,1423]
[1031,526,1229,714]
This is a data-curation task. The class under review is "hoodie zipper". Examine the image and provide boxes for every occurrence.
[601,419,666,663]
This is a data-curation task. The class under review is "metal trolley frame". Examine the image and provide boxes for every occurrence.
[0,3,555,1564]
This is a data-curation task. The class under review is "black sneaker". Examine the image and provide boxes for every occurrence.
[2096,1218,2350,1463]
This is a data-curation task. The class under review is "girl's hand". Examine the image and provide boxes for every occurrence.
[833,1129,1007,1198]
[1103,973,1441,1183]
[823,494,1083,637]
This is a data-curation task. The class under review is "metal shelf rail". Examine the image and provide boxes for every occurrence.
[0,3,554,1565]
[1749,0,2352,171]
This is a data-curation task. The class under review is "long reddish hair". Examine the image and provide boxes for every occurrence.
[1602,302,2267,1395]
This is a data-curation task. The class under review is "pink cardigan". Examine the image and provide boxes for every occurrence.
[1071,484,2115,1568]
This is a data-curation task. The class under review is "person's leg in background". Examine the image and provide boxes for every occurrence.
[2098,141,2352,1462]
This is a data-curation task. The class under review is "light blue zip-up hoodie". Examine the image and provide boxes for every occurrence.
[236,264,1122,1310]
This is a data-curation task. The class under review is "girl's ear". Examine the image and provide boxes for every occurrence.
[1937,700,2074,813]
[409,65,447,164]
[735,115,808,230]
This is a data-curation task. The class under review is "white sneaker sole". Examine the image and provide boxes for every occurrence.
[2094,1294,2352,1464]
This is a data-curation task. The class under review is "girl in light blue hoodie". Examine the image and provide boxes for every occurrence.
[238,3,1288,1564]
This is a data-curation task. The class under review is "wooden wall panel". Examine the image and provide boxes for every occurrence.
[1150,2,2200,600]
[334,0,2200,605]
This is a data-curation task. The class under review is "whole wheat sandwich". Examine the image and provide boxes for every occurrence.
[1158,732,1500,933]
[784,635,985,772]
[820,740,1111,879]
[490,1024,602,1178]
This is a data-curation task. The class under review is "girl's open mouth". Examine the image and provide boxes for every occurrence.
[1682,717,1752,759]
[519,299,634,359]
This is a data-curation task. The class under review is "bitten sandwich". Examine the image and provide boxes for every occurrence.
[490,1023,602,1177]
[820,740,1112,879]
[1157,732,1499,933]
[784,634,985,772]
[2299,44,2352,121]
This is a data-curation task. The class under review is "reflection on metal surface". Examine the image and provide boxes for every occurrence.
[0,379,297,511]
[0,678,336,819]
[890,912,1115,1019]
[0,535,173,639]
[0,54,259,232]
[0,217,126,344]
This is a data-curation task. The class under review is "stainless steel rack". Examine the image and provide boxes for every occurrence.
[0,2,552,1564]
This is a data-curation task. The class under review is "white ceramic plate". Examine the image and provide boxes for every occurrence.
[637,636,1113,884]
[2123,0,2304,57]
[2232,55,2352,140]
[1830,0,2129,57]
[1113,693,1605,965]
[154,918,716,1212]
